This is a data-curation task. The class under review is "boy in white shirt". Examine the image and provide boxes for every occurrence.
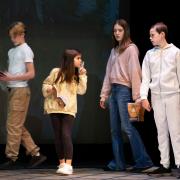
[0,21,46,169]
[140,22,180,178]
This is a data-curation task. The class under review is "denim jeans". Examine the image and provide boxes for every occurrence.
[107,84,153,170]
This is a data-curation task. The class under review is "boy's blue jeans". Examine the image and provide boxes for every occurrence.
[107,84,153,170]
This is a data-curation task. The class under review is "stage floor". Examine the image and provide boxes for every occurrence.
[0,167,177,180]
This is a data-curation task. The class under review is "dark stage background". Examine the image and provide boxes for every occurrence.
[0,0,178,166]
[0,0,121,144]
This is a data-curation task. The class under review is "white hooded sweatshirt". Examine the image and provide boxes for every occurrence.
[140,43,180,99]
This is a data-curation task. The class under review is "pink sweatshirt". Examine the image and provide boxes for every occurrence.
[100,43,141,101]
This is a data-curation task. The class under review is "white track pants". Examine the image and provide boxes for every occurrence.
[151,93,180,167]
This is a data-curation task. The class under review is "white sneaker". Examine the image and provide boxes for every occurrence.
[56,163,65,173]
[57,163,73,175]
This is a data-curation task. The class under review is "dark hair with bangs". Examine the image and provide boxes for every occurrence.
[55,49,81,84]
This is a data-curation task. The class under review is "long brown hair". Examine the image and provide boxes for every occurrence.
[112,19,132,53]
[55,49,81,84]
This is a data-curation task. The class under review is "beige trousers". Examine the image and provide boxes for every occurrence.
[6,87,39,161]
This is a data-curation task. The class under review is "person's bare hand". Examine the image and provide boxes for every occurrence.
[79,67,87,75]
[142,99,151,111]
[46,86,57,96]
[0,72,13,81]
[57,97,65,107]
[100,100,106,109]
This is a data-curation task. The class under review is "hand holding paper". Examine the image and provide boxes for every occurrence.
[0,71,6,77]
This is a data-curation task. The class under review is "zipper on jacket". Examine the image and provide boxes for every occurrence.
[159,49,163,94]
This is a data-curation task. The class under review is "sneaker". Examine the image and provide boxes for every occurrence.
[56,163,66,173]
[176,167,180,179]
[27,153,47,169]
[148,166,171,176]
[56,163,73,175]
[0,158,19,170]
[103,166,126,172]
[129,165,153,173]
[103,166,115,171]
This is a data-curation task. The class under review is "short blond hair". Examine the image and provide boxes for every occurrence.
[8,21,26,36]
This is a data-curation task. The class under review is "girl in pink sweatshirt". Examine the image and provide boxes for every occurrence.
[100,19,153,172]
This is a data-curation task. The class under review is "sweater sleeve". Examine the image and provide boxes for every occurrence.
[140,53,151,99]
[176,50,180,87]
[42,68,58,98]
[77,74,87,95]
[128,46,142,101]
[100,50,113,101]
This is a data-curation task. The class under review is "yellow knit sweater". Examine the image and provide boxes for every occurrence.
[42,68,87,117]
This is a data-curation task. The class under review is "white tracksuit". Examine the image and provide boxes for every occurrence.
[140,43,180,167]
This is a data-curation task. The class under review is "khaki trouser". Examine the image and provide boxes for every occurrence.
[6,87,39,161]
